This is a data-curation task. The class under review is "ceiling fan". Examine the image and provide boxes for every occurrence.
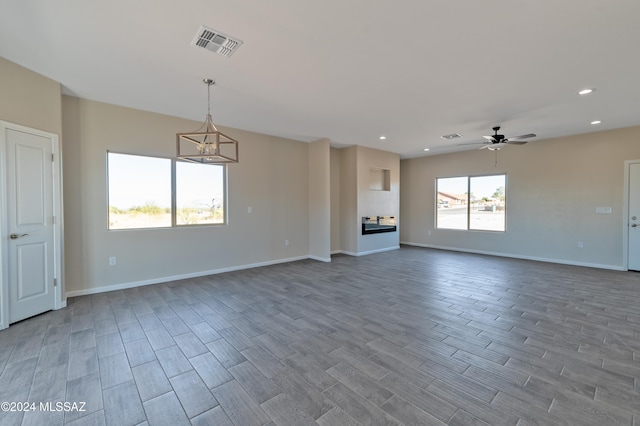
[473,126,537,151]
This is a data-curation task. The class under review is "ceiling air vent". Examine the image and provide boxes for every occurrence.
[440,133,463,140]
[192,26,243,58]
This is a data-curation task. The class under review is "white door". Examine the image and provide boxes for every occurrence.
[5,127,56,323]
[629,162,640,271]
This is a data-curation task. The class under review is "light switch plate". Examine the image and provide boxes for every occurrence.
[595,207,612,214]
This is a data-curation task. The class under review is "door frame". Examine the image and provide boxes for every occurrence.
[622,159,640,271]
[0,121,65,330]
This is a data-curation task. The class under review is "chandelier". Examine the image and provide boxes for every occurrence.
[176,79,239,164]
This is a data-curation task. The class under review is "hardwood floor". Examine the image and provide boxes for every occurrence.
[1,246,639,425]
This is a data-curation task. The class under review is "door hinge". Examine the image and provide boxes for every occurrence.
[53,278,58,287]
[51,153,54,162]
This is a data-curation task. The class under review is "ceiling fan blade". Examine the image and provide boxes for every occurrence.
[506,140,527,145]
[483,135,496,141]
[458,141,487,146]
[478,144,492,150]
[508,133,536,140]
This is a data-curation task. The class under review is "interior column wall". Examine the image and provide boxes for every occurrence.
[308,139,331,261]
[338,146,358,254]
[332,145,400,256]
[356,146,400,254]
[330,147,342,253]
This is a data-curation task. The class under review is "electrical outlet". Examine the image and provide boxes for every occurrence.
[428,230,432,236]
[109,256,117,266]
[248,207,252,214]
[285,240,289,246]
[577,242,584,248]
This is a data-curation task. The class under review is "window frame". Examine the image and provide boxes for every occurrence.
[435,173,507,232]
[107,151,228,230]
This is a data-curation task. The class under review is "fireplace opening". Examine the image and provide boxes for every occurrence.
[362,216,397,235]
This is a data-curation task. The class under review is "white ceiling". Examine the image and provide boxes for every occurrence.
[2,0,639,158]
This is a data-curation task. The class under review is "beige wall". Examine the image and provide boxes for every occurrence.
[400,126,640,269]
[0,57,62,135]
[62,96,310,293]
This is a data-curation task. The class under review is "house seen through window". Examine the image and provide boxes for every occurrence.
[436,174,506,231]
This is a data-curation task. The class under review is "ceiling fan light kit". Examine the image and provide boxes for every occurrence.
[478,126,536,150]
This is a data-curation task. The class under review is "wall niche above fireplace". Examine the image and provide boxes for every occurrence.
[362,216,397,235]
[369,167,391,191]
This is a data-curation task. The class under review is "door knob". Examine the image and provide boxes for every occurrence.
[9,233,29,239]
[632,224,638,228]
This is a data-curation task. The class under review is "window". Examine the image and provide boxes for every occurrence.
[108,153,172,229]
[176,161,225,225]
[436,174,506,231]
[108,152,226,230]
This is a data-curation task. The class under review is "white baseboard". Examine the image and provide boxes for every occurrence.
[356,246,400,256]
[333,246,400,257]
[309,255,331,263]
[400,241,624,271]
[65,255,312,298]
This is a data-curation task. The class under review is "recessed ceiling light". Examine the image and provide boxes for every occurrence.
[578,88,595,95]
[379,136,386,140]
[440,133,463,140]
[591,120,602,125]
[423,148,430,151]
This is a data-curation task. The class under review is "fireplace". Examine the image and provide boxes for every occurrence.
[362,216,397,235]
